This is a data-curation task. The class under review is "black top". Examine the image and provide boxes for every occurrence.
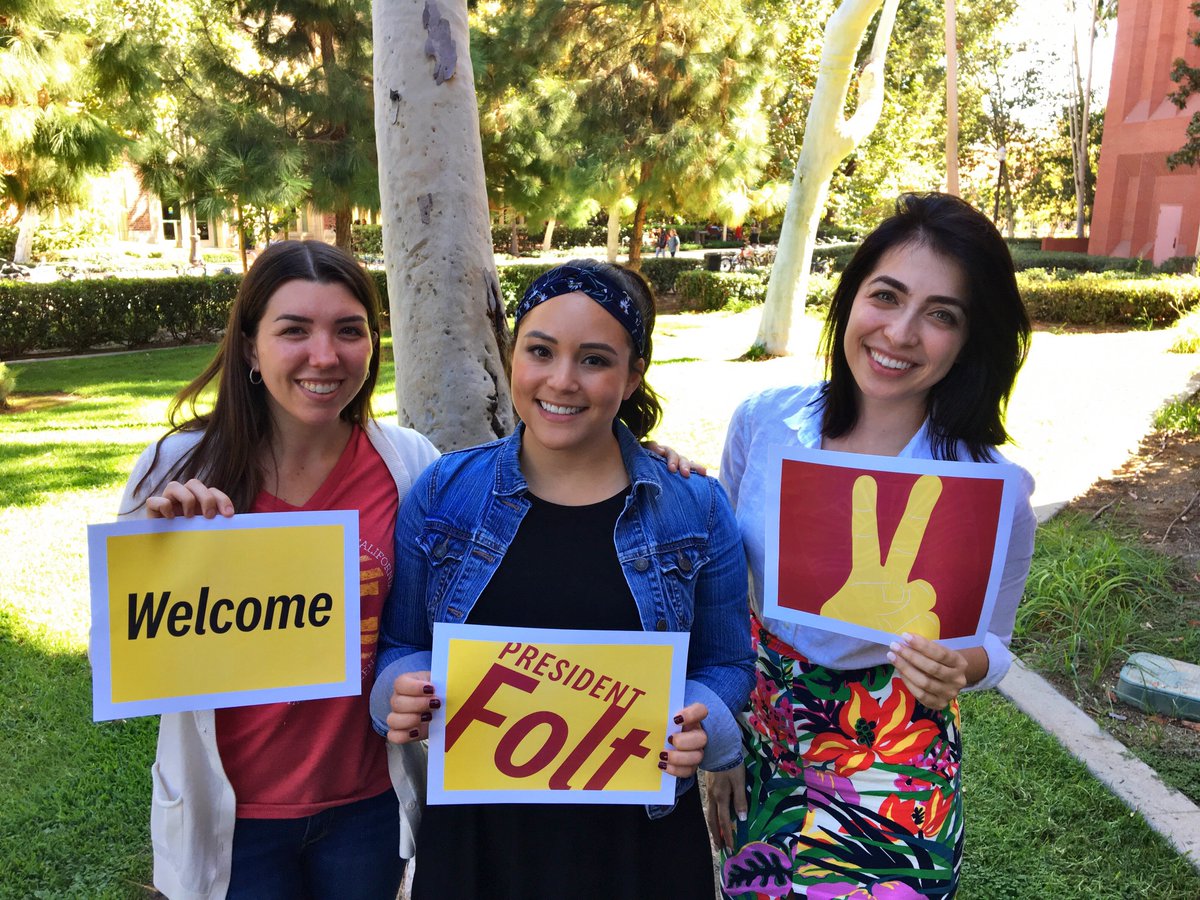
[413,489,713,899]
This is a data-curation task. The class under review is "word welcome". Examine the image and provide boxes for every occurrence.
[128,586,333,639]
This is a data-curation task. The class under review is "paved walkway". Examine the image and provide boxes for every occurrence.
[997,360,1200,873]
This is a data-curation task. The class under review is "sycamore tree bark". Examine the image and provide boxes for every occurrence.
[753,0,902,356]
[373,0,514,449]
[944,0,960,196]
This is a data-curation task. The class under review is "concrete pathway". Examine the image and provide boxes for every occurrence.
[997,362,1200,872]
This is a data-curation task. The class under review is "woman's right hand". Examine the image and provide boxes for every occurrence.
[146,479,234,519]
[704,764,747,851]
[386,671,441,744]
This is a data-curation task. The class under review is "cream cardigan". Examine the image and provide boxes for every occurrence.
[115,420,439,900]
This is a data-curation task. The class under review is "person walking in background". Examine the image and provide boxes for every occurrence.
[667,229,680,258]
[655,227,668,258]
[707,193,1036,898]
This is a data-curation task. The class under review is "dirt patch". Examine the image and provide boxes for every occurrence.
[1055,428,1200,800]
[1,391,78,413]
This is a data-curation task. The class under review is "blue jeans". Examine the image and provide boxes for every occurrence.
[226,790,404,899]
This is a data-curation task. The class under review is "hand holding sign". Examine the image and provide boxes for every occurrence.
[147,479,235,519]
[386,671,440,744]
[820,474,943,640]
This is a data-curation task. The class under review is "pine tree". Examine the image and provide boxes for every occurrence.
[197,0,377,249]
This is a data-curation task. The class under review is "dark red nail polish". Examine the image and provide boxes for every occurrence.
[429,698,442,710]
[657,761,667,770]
[408,729,419,738]
[420,712,432,722]
[673,714,684,725]
[659,751,668,761]
[422,684,434,694]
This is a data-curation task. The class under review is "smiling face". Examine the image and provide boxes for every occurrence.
[843,241,969,421]
[246,279,375,436]
[511,291,644,461]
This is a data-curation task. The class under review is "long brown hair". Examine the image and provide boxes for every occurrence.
[128,240,383,512]
[820,193,1030,461]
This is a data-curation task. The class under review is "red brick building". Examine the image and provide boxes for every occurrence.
[1089,0,1200,264]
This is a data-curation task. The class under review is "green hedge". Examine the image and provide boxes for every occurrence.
[0,276,241,355]
[1017,273,1200,326]
[1009,248,1150,274]
[675,270,836,313]
[676,271,768,311]
[496,259,701,314]
[351,224,383,257]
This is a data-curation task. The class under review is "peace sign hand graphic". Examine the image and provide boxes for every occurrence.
[819,473,943,640]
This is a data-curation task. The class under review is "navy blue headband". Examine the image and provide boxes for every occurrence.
[515,264,647,357]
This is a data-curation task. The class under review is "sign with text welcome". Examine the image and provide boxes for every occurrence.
[765,446,1022,649]
[88,511,360,721]
[428,624,689,806]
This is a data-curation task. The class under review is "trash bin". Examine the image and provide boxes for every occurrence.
[704,252,722,272]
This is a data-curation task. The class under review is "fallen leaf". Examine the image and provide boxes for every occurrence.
[1150,714,1169,725]
[1181,720,1200,733]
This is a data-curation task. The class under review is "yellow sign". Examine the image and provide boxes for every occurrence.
[88,511,360,720]
[429,624,688,805]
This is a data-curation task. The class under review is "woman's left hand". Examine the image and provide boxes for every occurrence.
[887,632,968,710]
[661,702,707,778]
[642,441,707,478]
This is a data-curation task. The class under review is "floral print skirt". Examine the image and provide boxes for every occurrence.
[719,615,964,899]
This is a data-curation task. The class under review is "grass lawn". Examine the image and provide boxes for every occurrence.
[3,314,1200,896]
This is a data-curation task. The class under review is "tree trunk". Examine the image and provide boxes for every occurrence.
[236,199,249,273]
[186,198,202,266]
[606,205,621,263]
[627,161,655,270]
[373,0,514,449]
[754,0,901,356]
[944,0,959,195]
[13,205,38,264]
[335,207,352,249]
[509,218,520,256]
[541,217,556,252]
[1070,0,1098,239]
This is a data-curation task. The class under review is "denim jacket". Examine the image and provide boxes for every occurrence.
[371,423,754,809]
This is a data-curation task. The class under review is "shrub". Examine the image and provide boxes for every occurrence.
[0,276,242,355]
[351,224,383,257]
[497,262,556,313]
[31,211,112,260]
[638,257,701,294]
[811,241,859,274]
[676,271,768,311]
[1159,255,1198,275]
[1017,273,1200,327]
[0,361,14,407]
[0,224,16,260]
[1009,248,1150,274]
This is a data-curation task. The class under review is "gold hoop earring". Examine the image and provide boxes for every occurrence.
[249,368,263,385]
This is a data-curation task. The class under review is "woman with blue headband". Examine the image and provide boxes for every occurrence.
[373,259,754,897]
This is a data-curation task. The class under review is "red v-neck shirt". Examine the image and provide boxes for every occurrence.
[215,426,398,817]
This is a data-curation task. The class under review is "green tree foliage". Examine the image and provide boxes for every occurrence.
[195,0,377,249]
[473,0,781,267]
[1168,1,1200,171]
[0,0,136,261]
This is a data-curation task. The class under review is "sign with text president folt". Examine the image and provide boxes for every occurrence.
[87,510,360,721]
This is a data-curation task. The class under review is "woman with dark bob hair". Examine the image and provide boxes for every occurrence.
[118,240,439,898]
[373,259,754,897]
[707,194,1037,897]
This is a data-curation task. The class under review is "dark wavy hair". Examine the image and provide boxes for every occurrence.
[513,258,663,439]
[128,240,383,512]
[820,192,1031,461]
